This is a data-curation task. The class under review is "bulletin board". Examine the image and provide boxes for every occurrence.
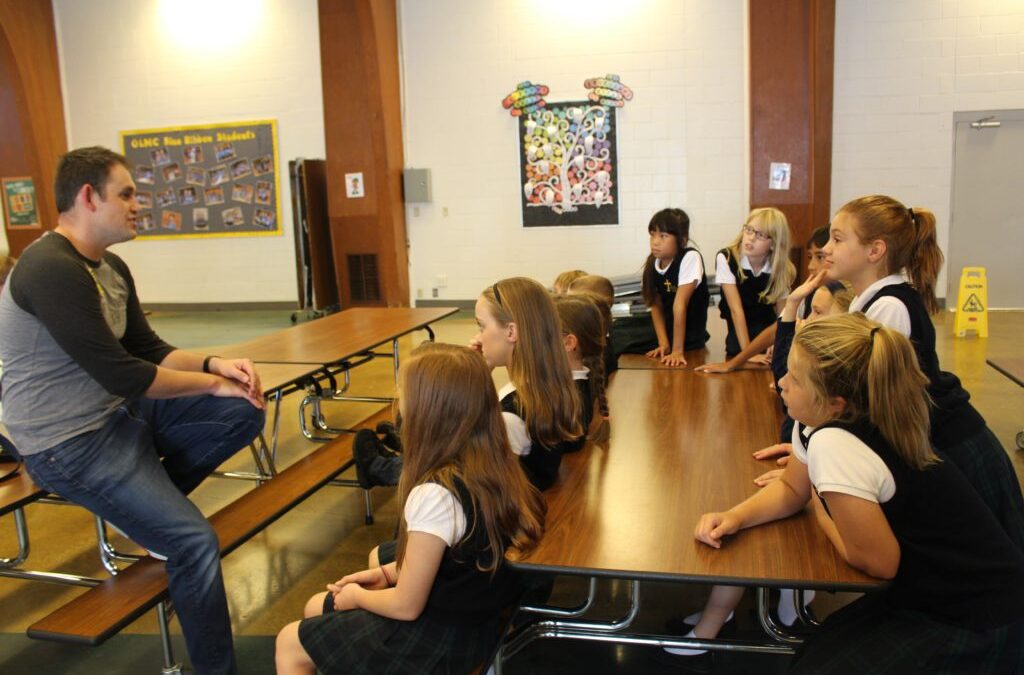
[119,119,282,239]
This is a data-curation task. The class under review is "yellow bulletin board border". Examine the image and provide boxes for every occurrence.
[119,119,282,240]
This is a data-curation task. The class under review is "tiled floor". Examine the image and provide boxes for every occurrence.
[1,308,1021,674]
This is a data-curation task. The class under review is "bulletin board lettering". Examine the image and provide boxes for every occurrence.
[120,120,281,239]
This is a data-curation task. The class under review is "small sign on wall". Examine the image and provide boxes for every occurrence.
[345,172,365,198]
[769,162,791,190]
[2,177,40,228]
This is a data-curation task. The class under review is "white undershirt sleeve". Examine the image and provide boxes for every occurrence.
[502,412,532,456]
[715,252,736,286]
[677,250,704,288]
[806,428,896,503]
[863,297,912,337]
[405,483,467,546]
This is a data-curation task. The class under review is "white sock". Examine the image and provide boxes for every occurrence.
[664,629,708,656]
[778,588,815,626]
[683,609,733,625]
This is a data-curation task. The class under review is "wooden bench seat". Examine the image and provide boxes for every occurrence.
[27,408,392,646]
[0,469,47,517]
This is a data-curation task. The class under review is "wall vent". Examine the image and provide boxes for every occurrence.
[347,254,381,302]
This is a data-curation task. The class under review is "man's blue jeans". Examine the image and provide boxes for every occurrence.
[24,395,264,675]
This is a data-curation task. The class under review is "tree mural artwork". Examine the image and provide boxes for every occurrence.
[503,75,634,227]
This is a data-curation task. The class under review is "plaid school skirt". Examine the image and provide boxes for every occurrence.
[790,593,1024,674]
[298,600,498,675]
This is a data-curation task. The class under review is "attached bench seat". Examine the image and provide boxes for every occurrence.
[27,408,392,646]
[0,469,47,517]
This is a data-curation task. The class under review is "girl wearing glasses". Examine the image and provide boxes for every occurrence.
[715,208,796,358]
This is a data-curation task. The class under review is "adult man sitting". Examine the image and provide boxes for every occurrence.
[0,146,265,674]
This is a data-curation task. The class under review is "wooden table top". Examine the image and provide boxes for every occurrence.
[207,307,459,365]
[987,357,1024,389]
[617,349,772,372]
[515,368,881,591]
[256,362,326,394]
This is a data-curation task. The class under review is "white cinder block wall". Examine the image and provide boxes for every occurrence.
[831,0,1024,299]
[49,0,1024,304]
[399,0,748,302]
[53,0,325,304]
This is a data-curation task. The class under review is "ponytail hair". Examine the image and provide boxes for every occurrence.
[641,208,691,307]
[481,278,582,448]
[838,195,944,314]
[553,294,610,440]
[793,313,937,470]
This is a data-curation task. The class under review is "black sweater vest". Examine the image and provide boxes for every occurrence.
[423,477,524,622]
[717,249,778,349]
[501,390,575,490]
[809,420,1024,629]
[654,249,710,350]
[860,283,984,449]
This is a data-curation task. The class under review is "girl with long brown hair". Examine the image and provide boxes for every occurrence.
[474,277,582,490]
[788,194,1023,548]
[691,314,1024,672]
[553,294,610,447]
[276,343,546,675]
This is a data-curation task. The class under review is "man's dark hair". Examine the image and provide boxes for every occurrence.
[54,146,129,213]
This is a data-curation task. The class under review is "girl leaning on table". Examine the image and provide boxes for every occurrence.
[275,343,546,675]
[715,207,796,359]
[814,195,1024,549]
[695,314,1024,672]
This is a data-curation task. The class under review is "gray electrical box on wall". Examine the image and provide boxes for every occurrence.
[403,168,432,203]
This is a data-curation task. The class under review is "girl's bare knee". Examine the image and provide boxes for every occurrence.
[367,545,380,569]
[304,591,329,618]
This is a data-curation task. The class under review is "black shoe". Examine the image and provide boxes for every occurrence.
[375,421,402,455]
[354,429,384,489]
[651,647,714,673]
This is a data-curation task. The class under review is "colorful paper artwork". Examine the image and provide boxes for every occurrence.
[505,74,633,227]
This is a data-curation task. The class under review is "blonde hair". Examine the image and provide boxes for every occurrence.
[568,274,614,339]
[481,277,582,447]
[724,207,796,304]
[395,343,546,572]
[793,313,937,470]
[0,255,15,289]
[838,195,944,315]
[824,280,855,314]
[552,269,587,295]
[553,294,609,437]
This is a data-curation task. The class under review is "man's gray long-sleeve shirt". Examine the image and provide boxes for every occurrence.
[0,232,174,455]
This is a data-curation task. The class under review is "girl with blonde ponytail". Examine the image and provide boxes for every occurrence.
[797,194,1024,549]
[687,314,1024,673]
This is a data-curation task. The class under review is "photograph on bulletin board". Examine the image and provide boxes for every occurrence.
[120,119,281,239]
[2,177,41,229]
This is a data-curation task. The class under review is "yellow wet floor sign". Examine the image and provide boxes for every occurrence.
[954,267,988,338]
